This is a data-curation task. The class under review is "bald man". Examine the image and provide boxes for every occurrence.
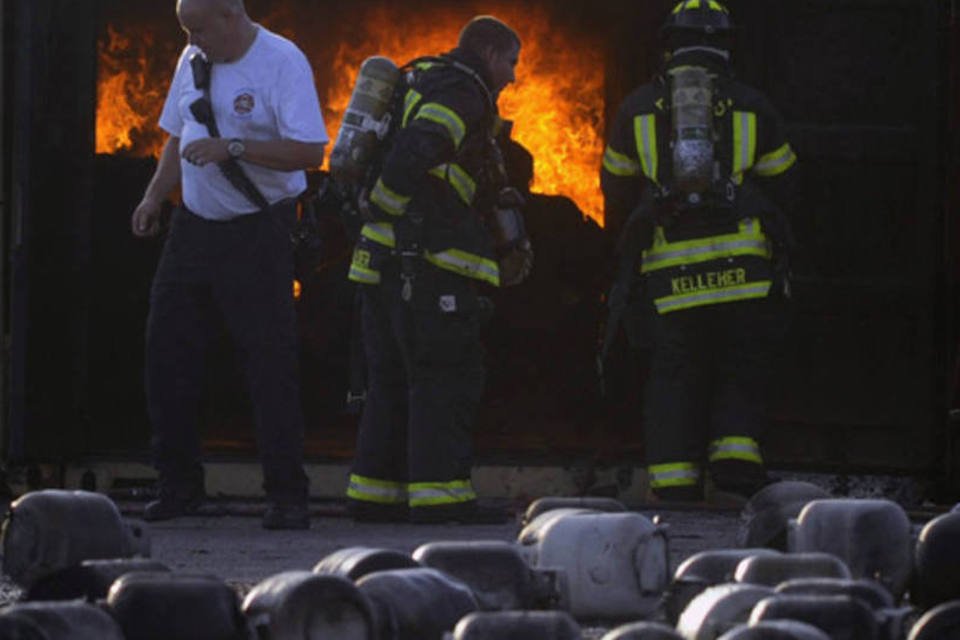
[131,0,328,529]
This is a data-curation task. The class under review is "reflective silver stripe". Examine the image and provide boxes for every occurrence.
[408,482,477,507]
[709,437,763,463]
[603,146,641,177]
[633,114,659,183]
[415,103,466,148]
[650,469,699,482]
[754,143,797,177]
[361,222,396,248]
[348,264,381,284]
[370,178,410,216]
[428,163,477,205]
[732,110,757,184]
[642,238,770,272]
[424,249,500,286]
[641,219,770,273]
[346,476,406,504]
[648,462,700,488]
[655,281,772,314]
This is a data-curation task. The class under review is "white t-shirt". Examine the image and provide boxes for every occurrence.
[159,26,329,220]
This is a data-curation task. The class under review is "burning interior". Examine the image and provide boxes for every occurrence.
[96,1,614,224]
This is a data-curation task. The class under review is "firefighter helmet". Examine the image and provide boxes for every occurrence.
[662,0,736,36]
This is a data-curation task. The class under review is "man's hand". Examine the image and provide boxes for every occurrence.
[131,198,164,238]
[181,138,230,167]
[499,238,534,287]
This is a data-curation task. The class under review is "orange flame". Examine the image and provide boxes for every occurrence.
[95,25,170,156]
[95,4,606,224]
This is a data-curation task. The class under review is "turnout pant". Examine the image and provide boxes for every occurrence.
[348,260,486,517]
[145,205,308,504]
[643,297,784,499]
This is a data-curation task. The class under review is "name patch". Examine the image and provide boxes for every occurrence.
[671,268,746,295]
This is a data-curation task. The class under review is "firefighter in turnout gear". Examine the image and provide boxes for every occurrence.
[345,16,526,523]
[601,0,798,502]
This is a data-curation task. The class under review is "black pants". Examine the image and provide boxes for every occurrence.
[145,204,308,504]
[643,297,784,497]
[349,260,486,514]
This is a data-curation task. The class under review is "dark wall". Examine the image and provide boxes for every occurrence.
[740,0,947,475]
[8,0,97,460]
[6,0,957,485]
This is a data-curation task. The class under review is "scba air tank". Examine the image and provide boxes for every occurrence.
[330,56,401,186]
[668,65,716,199]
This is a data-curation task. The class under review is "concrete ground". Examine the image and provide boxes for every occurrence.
[132,501,743,638]
[136,503,742,587]
[0,497,744,638]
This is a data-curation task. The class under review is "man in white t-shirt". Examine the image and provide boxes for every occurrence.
[131,0,328,529]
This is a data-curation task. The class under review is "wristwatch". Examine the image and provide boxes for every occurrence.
[227,138,245,158]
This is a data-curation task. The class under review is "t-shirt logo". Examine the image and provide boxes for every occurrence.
[233,91,255,118]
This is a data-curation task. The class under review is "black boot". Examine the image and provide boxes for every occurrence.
[143,481,205,521]
[262,502,310,530]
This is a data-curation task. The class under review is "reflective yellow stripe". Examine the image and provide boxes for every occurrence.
[424,248,500,286]
[402,89,423,128]
[673,0,728,13]
[732,110,757,185]
[361,222,396,248]
[346,474,407,504]
[754,143,797,177]
[654,280,772,314]
[649,462,700,488]
[370,178,410,216]
[709,436,764,464]
[641,218,771,273]
[603,145,641,177]
[408,479,477,507]
[348,247,381,284]
[633,114,659,184]
[428,163,477,205]
[415,102,466,148]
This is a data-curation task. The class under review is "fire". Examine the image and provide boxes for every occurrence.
[96,4,606,225]
[95,26,171,156]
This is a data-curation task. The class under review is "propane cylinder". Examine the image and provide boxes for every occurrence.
[453,611,581,640]
[518,510,668,620]
[242,571,376,640]
[748,594,879,639]
[1,489,149,589]
[356,567,479,640]
[789,498,913,599]
[601,621,684,640]
[107,572,246,640]
[676,583,775,640]
[664,549,779,624]
[668,65,716,199]
[313,546,419,581]
[0,601,126,640]
[734,552,851,587]
[329,56,401,186]
[25,557,170,602]
[717,620,830,640]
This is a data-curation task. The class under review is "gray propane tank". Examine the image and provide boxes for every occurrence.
[242,571,376,640]
[518,510,668,620]
[2,489,149,589]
